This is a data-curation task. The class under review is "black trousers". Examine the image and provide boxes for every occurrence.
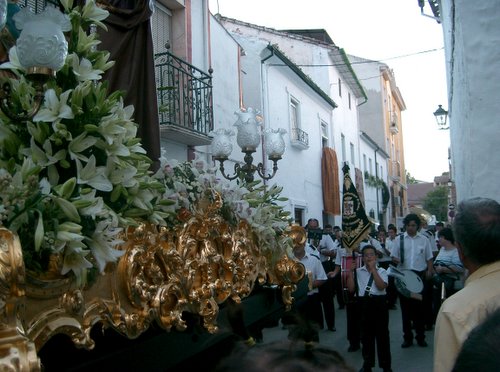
[359,296,391,369]
[298,293,323,331]
[319,261,336,329]
[399,271,426,342]
[346,300,361,348]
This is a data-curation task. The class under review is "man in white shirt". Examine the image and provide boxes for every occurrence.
[347,244,392,372]
[292,227,327,339]
[305,218,337,331]
[390,213,434,348]
[434,198,500,372]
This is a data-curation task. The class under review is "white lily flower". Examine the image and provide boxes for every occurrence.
[0,47,24,72]
[85,220,124,272]
[61,242,93,286]
[71,54,103,81]
[75,155,112,192]
[76,189,106,219]
[60,0,73,12]
[108,164,138,188]
[30,138,67,185]
[97,115,128,145]
[82,0,109,30]
[33,89,74,123]
[68,132,98,161]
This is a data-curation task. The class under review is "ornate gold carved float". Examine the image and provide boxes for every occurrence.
[0,196,305,371]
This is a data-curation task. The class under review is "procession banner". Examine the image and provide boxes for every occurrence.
[341,163,371,251]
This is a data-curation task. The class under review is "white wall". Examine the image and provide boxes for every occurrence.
[359,137,389,227]
[440,0,500,202]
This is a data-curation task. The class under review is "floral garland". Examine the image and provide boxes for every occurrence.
[0,1,292,286]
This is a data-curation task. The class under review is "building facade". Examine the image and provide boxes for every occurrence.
[350,56,408,225]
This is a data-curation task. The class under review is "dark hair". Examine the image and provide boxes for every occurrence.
[452,198,500,265]
[453,308,500,372]
[333,226,341,231]
[324,224,333,229]
[438,227,455,244]
[306,218,319,229]
[403,213,421,228]
[361,244,376,256]
[215,340,355,372]
[436,221,445,227]
[388,225,397,233]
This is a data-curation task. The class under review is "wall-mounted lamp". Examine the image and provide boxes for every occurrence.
[211,108,286,183]
[433,104,449,130]
[0,5,70,121]
[418,0,441,23]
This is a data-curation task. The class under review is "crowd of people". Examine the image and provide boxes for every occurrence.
[216,197,500,372]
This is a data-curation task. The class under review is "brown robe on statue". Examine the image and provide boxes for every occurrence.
[97,0,160,170]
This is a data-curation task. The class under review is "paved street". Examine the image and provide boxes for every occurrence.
[261,304,434,372]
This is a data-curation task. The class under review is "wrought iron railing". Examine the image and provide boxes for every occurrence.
[154,51,213,137]
[19,0,58,12]
[291,127,309,147]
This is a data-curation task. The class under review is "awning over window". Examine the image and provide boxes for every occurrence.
[321,147,340,215]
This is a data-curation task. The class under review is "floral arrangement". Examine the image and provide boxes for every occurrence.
[153,153,293,257]
[0,0,292,286]
[0,1,168,285]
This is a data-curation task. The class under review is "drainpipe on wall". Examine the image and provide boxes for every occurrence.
[374,147,380,223]
[260,47,275,185]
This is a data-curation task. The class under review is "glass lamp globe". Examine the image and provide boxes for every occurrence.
[264,128,286,159]
[13,7,71,77]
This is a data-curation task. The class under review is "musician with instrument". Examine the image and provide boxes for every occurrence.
[346,244,392,372]
[390,213,434,348]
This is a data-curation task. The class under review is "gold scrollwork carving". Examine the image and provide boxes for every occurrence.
[0,196,306,371]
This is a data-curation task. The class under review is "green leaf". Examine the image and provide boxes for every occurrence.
[34,211,44,252]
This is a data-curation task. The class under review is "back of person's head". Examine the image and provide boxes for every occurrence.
[436,221,445,228]
[438,227,455,244]
[453,197,500,265]
[215,340,355,372]
[403,213,421,228]
[453,308,500,372]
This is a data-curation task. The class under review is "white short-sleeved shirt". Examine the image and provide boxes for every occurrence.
[318,234,337,262]
[390,232,433,271]
[355,265,388,296]
[298,252,327,295]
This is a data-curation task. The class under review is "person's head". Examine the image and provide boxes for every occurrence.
[436,221,445,232]
[453,308,500,372]
[334,228,342,240]
[438,227,455,246]
[377,230,387,241]
[403,213,421,237]
[361,245,377,266]
[452,197,500,267]
[324,224,333,234]
[215,339,355,372]
[377,225,386,232]
[387,225,397,239]
[306,218,320,230]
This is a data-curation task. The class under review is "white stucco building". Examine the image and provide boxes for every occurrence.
[217,17,368,227]
[438,0,500,202]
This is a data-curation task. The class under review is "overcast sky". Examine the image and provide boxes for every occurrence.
[208,0,450,183]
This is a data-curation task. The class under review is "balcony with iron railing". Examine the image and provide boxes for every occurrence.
[290,127,309,149]
[154,51,214,146]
